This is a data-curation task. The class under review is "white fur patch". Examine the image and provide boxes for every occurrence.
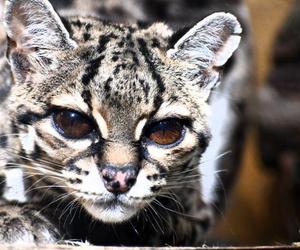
[127,168,153,198]
[134,118,148,141]
[3,168,27,202]
[19,126,36,155]
[83,199,137,223]
[51,93,90,114]
[155,102,191,120]
[93,110,109,140]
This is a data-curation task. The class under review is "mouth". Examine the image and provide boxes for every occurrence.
[82,194,141,223]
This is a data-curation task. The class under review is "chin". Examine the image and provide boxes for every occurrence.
[82,199,140,223]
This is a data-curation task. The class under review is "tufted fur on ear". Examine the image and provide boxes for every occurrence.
[167,12,242,93]
[3,0,77,82]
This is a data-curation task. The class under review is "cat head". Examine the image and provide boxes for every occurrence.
[4,0,241,223]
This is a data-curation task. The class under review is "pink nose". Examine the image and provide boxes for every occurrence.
[101,165,138,194]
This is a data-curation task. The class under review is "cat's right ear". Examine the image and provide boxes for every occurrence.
[167,12,241,99]
[3,0,77,82]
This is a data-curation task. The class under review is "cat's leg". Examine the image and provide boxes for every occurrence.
[0,203,62,244]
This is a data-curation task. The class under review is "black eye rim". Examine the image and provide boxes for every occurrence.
[142,118,187,148]
[52,109,96,140]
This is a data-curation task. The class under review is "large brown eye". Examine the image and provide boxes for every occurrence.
[145,120,184,146]
[53,110,94,139]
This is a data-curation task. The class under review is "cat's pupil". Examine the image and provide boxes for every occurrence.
[147,120,183,146]
[53,110,93,139]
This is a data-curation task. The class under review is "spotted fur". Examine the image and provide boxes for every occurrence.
[0,0,243,246]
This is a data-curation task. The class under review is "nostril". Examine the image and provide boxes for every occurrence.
[102,174,113,183]
[111,181,120,190]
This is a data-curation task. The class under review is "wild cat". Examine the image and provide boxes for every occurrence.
[0,0,243,245]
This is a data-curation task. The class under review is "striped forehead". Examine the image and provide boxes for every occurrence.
[73,25,167,108]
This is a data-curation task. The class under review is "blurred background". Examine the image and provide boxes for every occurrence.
[211,0,300,245]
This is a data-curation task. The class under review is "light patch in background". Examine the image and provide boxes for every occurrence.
[200,89,236,204]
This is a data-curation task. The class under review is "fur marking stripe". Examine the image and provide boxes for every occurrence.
[81,55,105,86]
[81,33,118,86]
[137,38,166,95]
[81,90,93,110]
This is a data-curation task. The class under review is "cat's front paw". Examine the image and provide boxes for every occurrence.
[0,204,61,244]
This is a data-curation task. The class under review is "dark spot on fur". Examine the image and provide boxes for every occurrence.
[76,178,82,184]
[139,79,150,101]
[137,38,165,95]
[0,134,8,148]
[97,33,118,53]
[152,174,159,181]
[16,108,48,125]
[153,95,163,111]
[6,217,23,228]
[147,174,159,181]
[104,78,112,92]
[170,95,178,102]
[151,186,161,192]
[69,178,82,184]
[112,55,119,62]
[118,41,124,47]
[71,19,83,28]
[85,23,92,31]
[41,57,52,65]
[83,32,91,41]
[151,38,160,47]
[82,90,93,110]
[126,33,132,40]
[0,211,8,217]
[197,133,211,151]
[80,50,92,61]
[81,55,105,86]
[158,167,167,178]
[67,164,84,175]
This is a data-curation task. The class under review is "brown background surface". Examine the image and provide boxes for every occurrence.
[211,0,296,245]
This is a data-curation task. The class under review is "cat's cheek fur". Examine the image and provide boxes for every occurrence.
[127,165,165,200]
[64,158,106,197]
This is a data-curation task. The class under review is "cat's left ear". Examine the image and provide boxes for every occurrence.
[3,0,77,81]
[167,12,241,97]
[4,0,76,51]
